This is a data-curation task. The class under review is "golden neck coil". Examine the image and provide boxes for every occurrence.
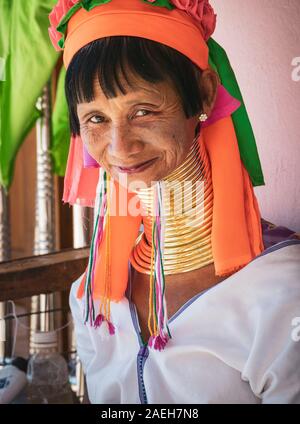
[129,134,214,275]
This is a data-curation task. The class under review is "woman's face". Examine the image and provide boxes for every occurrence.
[77,72,199,188]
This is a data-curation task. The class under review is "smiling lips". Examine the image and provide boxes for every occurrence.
[115,157,157,174]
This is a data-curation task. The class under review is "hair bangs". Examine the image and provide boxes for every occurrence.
[65,36,204,135]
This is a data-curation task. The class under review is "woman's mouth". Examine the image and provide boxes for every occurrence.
[115,157,158,174]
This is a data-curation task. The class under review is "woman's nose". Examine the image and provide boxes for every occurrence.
[108,123,143,160]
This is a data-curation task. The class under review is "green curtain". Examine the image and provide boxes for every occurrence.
[0,0,59,190]
[50,65,70,176]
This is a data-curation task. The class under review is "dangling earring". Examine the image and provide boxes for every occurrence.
[198,113,208,122]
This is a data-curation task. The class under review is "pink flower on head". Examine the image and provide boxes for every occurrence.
[48,26,64,52]
[171,0,216,40]
[48,0,80,50]
[49,0,79,27]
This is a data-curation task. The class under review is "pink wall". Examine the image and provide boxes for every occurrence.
[211,0,300,232]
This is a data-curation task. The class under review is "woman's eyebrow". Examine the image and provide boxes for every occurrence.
[124,88,162,105]
[78,99,161,118]
[124,100,160,107]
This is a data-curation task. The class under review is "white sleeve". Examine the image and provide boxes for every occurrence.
[241,278,300,404]
[255,338,300,404]
[69,276,97,377]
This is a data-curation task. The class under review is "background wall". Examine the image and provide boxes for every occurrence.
[211,0,300,232]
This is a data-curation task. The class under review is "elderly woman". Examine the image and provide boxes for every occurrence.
[48,0,300,404]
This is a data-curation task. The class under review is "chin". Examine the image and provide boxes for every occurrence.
[119,173,154,191]
[111,167,163,190]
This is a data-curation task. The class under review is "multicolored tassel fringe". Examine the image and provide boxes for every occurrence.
[82,174,170,347]
[147,181,172,351]
[82,169,115,336]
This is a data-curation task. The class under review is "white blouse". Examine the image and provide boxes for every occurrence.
[69,240,300,404]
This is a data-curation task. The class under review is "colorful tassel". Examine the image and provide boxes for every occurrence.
[147,181,172,351]
[82,169,115,335]
[83,174,170,346]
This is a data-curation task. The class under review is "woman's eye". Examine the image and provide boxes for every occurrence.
[134,109,151,117]
[89,115,105,124]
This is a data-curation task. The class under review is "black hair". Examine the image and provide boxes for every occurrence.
[65,36,204,135]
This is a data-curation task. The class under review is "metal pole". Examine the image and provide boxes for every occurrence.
[30,82,56,352]
[72,204,93,401]
[73,205,92,248]
[0,186,12,364]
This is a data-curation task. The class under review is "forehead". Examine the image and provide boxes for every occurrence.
[78,71,177,107]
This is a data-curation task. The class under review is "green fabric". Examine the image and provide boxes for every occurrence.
[56,0,113,50]
[142,0,174,10]
[0,0,59,190]
[50,66,70,176]
[207,38,265,187]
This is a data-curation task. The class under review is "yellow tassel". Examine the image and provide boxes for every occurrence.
[148,244,155,337]
[105,173,111,321]
[147,206,155,337]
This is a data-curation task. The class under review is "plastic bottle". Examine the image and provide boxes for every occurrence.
[26,331,74,404]
[0,357,28,404]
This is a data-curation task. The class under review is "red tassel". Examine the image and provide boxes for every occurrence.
[94,314,115,336]
[148,333,169,351]
[94,313,104,328]
[107,320,115,335]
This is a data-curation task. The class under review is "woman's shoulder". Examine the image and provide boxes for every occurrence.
[249,240,299,321]
[210,239,300,313]
[229,219,300,307]
[261,218,300,249]
[70,272,84,293]
[253,238,298,284]
[69,272,85,315]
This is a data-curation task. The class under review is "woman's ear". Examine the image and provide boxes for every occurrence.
[199,69,219,117]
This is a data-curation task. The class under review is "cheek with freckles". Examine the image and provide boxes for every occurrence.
[80,126,109,169]
[159,130,192,174]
